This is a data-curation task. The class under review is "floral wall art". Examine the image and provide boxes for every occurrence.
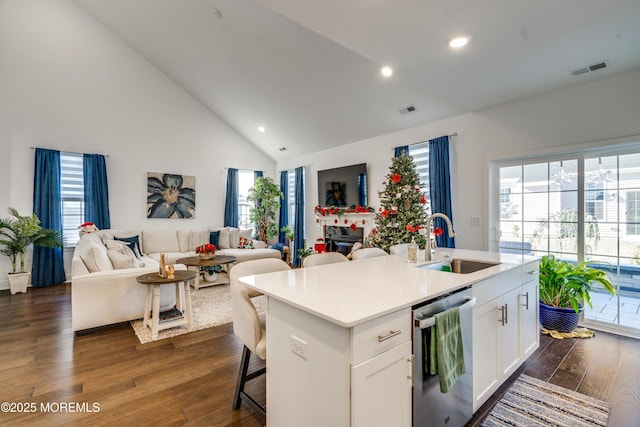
[147,172,195,219]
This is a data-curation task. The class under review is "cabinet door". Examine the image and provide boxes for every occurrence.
[519,280,539,358]
[498,287,521,379]
[472,301,499,412]
[351,340,412,427]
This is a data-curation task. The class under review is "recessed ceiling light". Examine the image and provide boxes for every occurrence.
[381,66,393,77]
[258,126,266,133]
[448,35,470,49]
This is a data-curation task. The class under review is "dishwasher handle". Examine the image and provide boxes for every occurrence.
[414,297,477,329]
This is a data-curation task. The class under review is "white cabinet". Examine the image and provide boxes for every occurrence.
[266,298,412,427]
[472,264,539,412]
[520,261,540,359]
[351,340,412,427]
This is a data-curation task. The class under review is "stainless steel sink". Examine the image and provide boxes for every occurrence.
[420,258,501,274]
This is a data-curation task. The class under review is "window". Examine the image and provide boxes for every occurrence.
[237,170,256,229]
[626,191,640,235]
[491,146,640,335]
[408,142,431,215]
[60,152,84,247]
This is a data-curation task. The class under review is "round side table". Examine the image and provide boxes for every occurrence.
[176,255,237,290]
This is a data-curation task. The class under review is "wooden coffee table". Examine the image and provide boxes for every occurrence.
[177,255,237,290]
[136,269,197,341]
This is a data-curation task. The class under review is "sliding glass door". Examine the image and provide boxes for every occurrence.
[492,147,640,337]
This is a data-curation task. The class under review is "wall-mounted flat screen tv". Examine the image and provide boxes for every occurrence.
[317,163,367,207]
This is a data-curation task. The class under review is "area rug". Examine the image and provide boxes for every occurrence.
[131,284,266,344]
[481,374,611,427]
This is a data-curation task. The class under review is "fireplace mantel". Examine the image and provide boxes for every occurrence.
[315,213,376,238]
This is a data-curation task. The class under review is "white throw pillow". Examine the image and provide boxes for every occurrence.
[239,228,253,240]
[108,248,145,269]
[77,234,113,273]
[218,227,231,249]
[189,230,210,250]
[229,227,240,249]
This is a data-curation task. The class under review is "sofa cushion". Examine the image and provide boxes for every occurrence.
[107,247,145,269]
[114,235,143,258]
[218,248,281,263]
[77,233,114,273]
[229,227,240,249]
[178,230,209,252]
[218,227,231,249]
[143,229,180,253]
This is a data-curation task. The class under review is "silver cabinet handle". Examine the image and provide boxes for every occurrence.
[522,291,529,310]
[528,270,536,275]
[505,303,508,324]
[378,329,401,342]
[498,305,505,326]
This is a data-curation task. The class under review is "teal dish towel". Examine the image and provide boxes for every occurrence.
[429,306,465,393]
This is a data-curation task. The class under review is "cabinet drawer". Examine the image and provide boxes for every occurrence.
[472,268,521,306]
[351,309,411,365]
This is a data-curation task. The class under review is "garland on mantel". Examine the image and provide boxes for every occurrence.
[314,205,375,232]
[313,205,373,217]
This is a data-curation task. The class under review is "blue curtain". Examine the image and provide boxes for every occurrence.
[278,170,289,244]
[394,145,409,157]
[293,167,305,267]
[32,148,66,287]
[224,168,239,227]
[429,136,455,248]
[254,170,263,180]
[357,173,367,206]
[83,154,111,230]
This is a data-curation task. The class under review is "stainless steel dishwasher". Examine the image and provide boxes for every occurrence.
[412,287,476,427]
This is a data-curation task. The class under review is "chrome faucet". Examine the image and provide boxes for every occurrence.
[424,213,456,261]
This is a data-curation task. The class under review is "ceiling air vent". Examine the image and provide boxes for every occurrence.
[399,105,416,114]
[569,60,608,77]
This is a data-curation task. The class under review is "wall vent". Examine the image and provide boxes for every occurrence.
[570,60,608,77]
[399,105,416,114]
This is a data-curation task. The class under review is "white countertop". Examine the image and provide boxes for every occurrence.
[239,248,538,328]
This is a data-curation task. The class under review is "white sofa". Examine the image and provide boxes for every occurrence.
[71,227,281,332]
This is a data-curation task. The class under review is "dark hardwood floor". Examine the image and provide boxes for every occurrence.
[1,284,638,426]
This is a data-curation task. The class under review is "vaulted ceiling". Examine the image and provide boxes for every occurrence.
[75,0,640,160]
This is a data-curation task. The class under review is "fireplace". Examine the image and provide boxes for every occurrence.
[314,212,376,254]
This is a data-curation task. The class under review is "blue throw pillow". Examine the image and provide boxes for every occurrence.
[210,231,220,248]
[115,235,142,258]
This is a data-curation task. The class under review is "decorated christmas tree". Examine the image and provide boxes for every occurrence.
[369,152,430,251]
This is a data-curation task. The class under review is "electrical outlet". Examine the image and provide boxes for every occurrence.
[291,335,308,360]
[470,216,481,226]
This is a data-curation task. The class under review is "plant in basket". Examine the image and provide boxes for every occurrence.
[196,243,216,259]
[539,254,615,332]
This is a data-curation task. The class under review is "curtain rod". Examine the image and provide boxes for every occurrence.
[30,146,110,158]
[391,132,458,151]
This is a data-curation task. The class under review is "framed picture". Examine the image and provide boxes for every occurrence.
[325,181,347,206]
[146,172,195,218]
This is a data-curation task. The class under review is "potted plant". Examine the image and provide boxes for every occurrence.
[0,207,63,294]
[281,225,294,247]
[247,176,284,243]
[538,254,616,332]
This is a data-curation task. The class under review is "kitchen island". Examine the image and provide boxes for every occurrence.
[239,248,539,426]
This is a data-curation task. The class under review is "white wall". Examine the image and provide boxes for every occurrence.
[278,69,640,252]
[0,0,275,288]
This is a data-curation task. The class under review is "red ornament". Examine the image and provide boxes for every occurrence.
[381,209,389,218]
[420,195,427,204]
[350,223,357,231]
[362,219,366,224]
[334,219,338,224]
[392,173,401,183]
[433,227,444,237]
[406,225,416,233]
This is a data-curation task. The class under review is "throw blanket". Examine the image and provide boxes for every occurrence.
[429,306,465,393]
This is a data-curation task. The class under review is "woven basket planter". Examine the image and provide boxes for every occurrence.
[539,302,583,333]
